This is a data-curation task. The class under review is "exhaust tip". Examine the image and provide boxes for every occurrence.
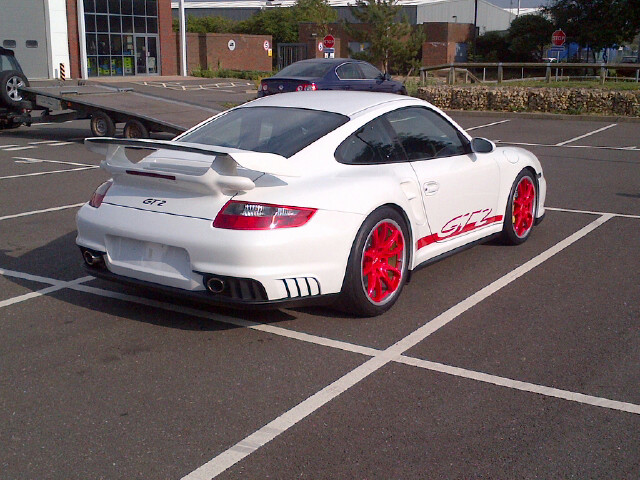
[206,277,225,294]
[83,249,103,267]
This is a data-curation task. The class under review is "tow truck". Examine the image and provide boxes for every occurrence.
[0,47,216,138]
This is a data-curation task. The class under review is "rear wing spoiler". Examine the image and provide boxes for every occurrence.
[84,137,299,194]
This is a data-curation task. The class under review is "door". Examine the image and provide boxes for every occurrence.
[134,35,159,75]
[384,107,501,264]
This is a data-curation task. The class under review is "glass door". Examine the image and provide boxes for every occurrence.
[134,35,159,75]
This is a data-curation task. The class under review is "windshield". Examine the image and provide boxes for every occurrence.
[274,62,332,78]
[179,106,349,158]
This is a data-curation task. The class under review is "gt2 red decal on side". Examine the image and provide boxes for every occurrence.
[416,209,503,250]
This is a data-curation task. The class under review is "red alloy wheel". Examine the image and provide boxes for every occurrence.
[361,220,405,304]
[512,176,536,238]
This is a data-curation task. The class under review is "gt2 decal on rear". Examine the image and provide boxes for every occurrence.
[416,209,503,250]
[142,198,166,206]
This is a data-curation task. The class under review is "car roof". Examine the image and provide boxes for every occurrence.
[243,91,419,117]
[0,47,15,56]
[286,58,365,67]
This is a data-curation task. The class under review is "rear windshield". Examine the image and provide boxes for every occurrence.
[274,62,332,78]
[178,106,349,158]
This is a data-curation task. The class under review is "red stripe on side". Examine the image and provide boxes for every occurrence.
[416,215,503,250]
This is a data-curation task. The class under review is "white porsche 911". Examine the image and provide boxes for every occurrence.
[76,91,546,316]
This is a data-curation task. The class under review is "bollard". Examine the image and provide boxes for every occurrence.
[59,63,66,81]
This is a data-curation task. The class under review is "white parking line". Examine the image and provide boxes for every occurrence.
[466,119,510,131]
[0,144,19,149]
[546,206,640,220]
[397,356,640,415]
[0,276,93,308]
[556,123,617,146]
[182,213,614,480]
[495,140,640,152]
[0,166,98,180]
[0,203,84,222]
[13,156,97,167]
[3,146,37,151]
[28,140,61,145]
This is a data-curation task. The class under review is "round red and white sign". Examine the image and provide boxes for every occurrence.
[552,30,566,47]
[323,35,335,49]
[264,40,270,51]
[318,42,324,52]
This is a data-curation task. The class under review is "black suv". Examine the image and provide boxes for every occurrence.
[0,47,31,129]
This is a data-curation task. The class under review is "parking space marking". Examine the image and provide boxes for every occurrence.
[397,356,640,415]
[0,203,84,222]
[4,264,637,419]
[183,213,614,479]
[0,166,98,180]
[496,140,640,153]
[2,146,37,151]
[0,144,20,149]
[13,156,97,167]
[466,119,510,131]
[0,276,93,309]
[556,123,617,146]
[547,206,640,220]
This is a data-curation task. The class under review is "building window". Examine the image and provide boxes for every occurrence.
[84,0,159,76]
[2,40,17,48]
[26,40,39,48]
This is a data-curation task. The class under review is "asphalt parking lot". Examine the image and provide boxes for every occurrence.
[1,85,639,479]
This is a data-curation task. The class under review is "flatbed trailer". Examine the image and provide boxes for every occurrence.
[1,83,219,138]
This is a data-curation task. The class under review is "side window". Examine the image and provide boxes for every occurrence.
[385,107,469,160]
[359,62,382,80]
[335,117,405,165]
[336,63,362,80]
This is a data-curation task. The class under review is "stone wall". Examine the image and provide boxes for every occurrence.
[417,86,640,116]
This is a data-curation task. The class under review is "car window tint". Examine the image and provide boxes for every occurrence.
[385,107,468,160]
[335,117,405,165]
[0,54,19,72]
[336,63,362,80]
[179,107,348,159]
[359,62,382,79]
[274,62,332,78]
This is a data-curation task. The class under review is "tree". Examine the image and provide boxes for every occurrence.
[295,0,338,36]
[235,7,299,46]
[507,14,555,61]
[544,0,640,59]
[473,31,510,62]
[346,0,422,74]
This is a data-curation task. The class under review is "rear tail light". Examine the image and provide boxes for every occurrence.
[88,180,113,208]
[296,83,317,92]
[261,83,268,91]
[213,201,316,230]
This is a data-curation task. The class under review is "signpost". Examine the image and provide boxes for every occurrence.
[551,30,566,63]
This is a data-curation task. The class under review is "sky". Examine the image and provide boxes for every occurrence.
[485,0,546,8]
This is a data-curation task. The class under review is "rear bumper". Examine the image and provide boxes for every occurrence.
[81,254,338,309]
[76,202,363,303]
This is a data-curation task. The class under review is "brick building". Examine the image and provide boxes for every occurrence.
[0,0,177,79]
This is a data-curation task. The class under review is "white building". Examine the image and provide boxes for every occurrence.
[171,0,518,34]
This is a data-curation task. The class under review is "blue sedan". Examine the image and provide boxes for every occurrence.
[258,58,407,97]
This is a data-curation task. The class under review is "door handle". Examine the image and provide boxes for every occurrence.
[424,181,439,195]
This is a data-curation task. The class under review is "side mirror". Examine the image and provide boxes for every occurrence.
[471,137,496,153]
[384,72,392,81]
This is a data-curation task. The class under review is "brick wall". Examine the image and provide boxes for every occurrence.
[420,23,474,66]
[170,32,273,73]
[157,0,176,75]
[66,0,80,78]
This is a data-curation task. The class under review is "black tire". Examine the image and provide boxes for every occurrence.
[0,70,29,108]
[0,121,21,130]
[123,119,149,139]
[90,111,115,137]
[501,169,537,245]
[341,207,409,317]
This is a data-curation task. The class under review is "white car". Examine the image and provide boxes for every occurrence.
[76,91,546,316]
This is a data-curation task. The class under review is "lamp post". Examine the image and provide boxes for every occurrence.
[179,0,187,76]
